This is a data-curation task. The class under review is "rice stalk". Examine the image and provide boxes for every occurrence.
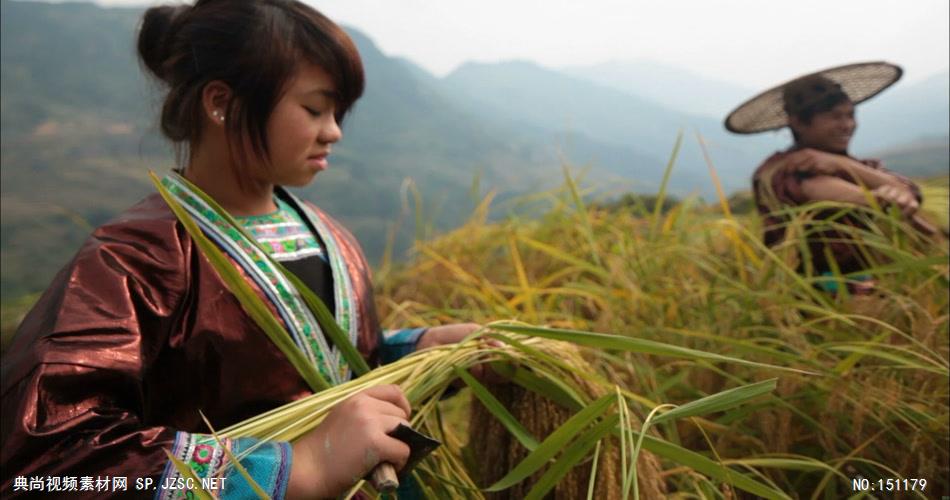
[378,170,949,495]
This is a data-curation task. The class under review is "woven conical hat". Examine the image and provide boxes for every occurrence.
[724,61,902,134]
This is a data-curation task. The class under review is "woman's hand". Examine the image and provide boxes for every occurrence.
[287,385,412,499]
[416,323,508,384]
[414,323,482,350]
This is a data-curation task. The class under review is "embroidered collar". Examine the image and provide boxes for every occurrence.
[161,173,360,384]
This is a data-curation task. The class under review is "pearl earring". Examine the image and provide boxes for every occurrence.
[212,110,225,122]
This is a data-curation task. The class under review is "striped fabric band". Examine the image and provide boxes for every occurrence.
[160,173,358,384]
[156,432,291,500]
[236,198,328,263]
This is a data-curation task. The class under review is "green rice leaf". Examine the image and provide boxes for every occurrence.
[489,361,584,411]
[586,440,602,500]
[652,379,778,424]
[654,326,813,367]
[628,403,672,500]
[562,166,602,267]
[281,270,370,375]
[524,414,620,500]
[833,332,891,375]
[857,254,949,277]
[825,345,949,375]
[636,433,791,500]
[454,366,539,451]
[485,394,614,491]
[725,456,846,475]
[650,130,683,239]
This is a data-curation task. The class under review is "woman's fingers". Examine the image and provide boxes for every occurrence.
[479,336,505,349]
[371,416,413,471]
[416,323,483,350]
[348,394,411,422]
[289,385,418,498]
[359,384,411,418]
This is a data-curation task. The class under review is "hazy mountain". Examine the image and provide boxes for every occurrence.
[564,58,950,162]
[302,29,557,256]
[0,0,638,297]
[2,0,160,298]
[873,134,950,178]
[854,71,950,154]
[0,0,151,136]
[445,60,706,156]
[2,0,946,299]
[443,60,788,196]
[562,59,756,118]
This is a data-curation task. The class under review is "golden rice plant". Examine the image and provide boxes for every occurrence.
[376,157,948,498]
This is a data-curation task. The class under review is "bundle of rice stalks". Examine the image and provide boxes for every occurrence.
[212,327,787,499]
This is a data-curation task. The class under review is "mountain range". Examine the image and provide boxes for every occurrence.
[1,0,947,299]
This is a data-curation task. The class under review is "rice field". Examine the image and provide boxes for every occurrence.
[374,171,950,498]
[3,169,947,498]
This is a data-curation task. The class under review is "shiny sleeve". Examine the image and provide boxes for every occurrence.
[0,220,188,497]
[378,328,428,365]
[0,219,292,499]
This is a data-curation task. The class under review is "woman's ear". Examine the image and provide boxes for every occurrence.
[201,81,233,125]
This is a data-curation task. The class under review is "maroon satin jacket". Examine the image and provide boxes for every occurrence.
[0,193,382,497]
[751,149,922,275]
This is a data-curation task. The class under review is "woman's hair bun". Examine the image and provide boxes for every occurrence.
[137,4,189,82]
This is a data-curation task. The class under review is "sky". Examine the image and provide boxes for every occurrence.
[94,0,949,88]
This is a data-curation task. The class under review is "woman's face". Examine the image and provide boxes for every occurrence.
[262,63,342,187]
[790,100,857,154]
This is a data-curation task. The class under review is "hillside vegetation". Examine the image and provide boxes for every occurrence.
[3,0,948,301]
[0,0,583,296]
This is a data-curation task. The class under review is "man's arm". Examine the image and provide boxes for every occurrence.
[800,175,937,235]
[788,148,919,195]
[799,176,917,212]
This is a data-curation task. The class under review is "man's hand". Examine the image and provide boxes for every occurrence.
[787,148,848,177]
[873,184,920,216]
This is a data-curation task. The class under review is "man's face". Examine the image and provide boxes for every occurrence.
[789,101,856,154]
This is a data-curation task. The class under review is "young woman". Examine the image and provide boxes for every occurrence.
[725,62,927,290]
[1,1,483,498]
